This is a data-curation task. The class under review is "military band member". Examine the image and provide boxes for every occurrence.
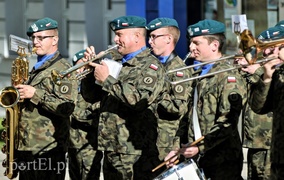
[166,19,247,180]
[249,25,284,180]
[239,26,284,180]
[15,17,78,180]
[133,17,193,179]
[68,50,103,180]
[81,15,167,180]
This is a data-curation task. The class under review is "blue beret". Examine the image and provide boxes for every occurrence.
[72,49,86,65]
[257,26,284,40]
[145,18,179,31]
[27,17,58,36]
[187,19,225,38]
[275,20,284,28]
[110,15,146,31]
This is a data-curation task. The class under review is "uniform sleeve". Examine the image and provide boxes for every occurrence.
[157,79,193,119]
[30,65,78,117]
[71,92,100,122]
[201,72,247,153]
[249,78,272,114]
[101,60,166,111]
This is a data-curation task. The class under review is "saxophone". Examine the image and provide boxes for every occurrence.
[0,46,31,179]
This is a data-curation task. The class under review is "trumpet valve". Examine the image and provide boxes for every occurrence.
[76,68,92,80]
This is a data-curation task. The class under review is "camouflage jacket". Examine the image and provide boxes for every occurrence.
[155,53,193,160]
[18,52,78,154]
[187,61,247,167]
[90,48,167,155]
[250,64,284,163]
[69,92,98,149]
[241,67,272,149]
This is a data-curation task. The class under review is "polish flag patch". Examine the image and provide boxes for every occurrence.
[122,22,129,26]
[202,29,209,34]
[227,76,236,83]
[176,71,184,77]
[149,64,158,70]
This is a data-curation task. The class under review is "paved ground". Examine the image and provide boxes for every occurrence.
[0,150,247,180]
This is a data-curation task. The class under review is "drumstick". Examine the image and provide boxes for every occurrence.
[152,136,204,172]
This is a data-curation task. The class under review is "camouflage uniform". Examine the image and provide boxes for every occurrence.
[249,64,284,180]
[186,61,247,180]
[155,54,193,160]
[134,54,193,180]
[81,48,167,180]
[69,92,103,180]
[16,51,78,178]
[241,67,272,180]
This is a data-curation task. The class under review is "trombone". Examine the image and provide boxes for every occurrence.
[166,56,277,85]
[51,45,118,85]
[166,29,284,85]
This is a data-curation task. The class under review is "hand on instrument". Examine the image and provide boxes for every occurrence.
[89,61,109,83]
[241,64,261,75]
[84,46,96,60]
[15,84,36,99]
[179,144,199,158]
[75,59,86,74]
[262,58,282,83]
[164,149,179,168]
[235,55,261,74]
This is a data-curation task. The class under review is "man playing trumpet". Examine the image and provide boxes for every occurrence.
[80,15,167,180]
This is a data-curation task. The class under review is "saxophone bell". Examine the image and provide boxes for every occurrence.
[0,86,20,108]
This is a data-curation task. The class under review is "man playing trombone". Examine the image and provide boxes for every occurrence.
[165,19,247,180]
[249,24,284,180]
[239,26,284,180]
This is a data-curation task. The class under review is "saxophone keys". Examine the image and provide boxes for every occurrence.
[1,144,6,153]
[2,158,7,167]
[1,118,6,127]
[1,130,6,140]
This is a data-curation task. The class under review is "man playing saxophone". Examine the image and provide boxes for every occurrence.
[14,17,78,180]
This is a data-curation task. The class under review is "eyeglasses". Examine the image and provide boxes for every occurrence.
[149,34,169,41]
[29,36,54,41]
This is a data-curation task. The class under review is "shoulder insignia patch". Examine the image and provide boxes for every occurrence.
[149,64,158,70]
[176,71,184,77]
[227,76,236,83]
[143,76,154,84]
[174,84,184,93]
[59,82,71,94]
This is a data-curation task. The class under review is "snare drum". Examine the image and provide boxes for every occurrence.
[153,159,206,180]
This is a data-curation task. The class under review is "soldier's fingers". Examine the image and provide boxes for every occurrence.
[89,62,100,68]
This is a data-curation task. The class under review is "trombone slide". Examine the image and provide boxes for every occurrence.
[166,56,277,85]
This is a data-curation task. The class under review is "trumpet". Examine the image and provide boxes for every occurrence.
[51,45,118,85]
[165,29,284,85]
